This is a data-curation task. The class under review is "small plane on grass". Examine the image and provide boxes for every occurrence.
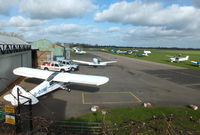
[73,58,117,67]
[142,50,151,56]
[169,56,189,62]
[191,61,200,67]
[4,67,109,106]
[116,50,132,55]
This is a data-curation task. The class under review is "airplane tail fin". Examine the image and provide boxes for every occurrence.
[4,85,39,106]
[186,56,189,60]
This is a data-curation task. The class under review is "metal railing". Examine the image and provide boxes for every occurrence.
[56,121,102,135]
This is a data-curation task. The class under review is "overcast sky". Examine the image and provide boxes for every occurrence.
[0,0,200,48]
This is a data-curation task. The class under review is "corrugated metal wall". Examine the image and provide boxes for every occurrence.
[0,51,32,93]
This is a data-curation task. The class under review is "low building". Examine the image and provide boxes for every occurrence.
[31,39,66,66]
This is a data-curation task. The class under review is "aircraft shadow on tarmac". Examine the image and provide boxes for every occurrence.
[68,83,99,92]
[24,78,43,84]
[20,94,67,121]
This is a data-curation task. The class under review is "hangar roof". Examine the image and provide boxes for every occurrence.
[0,35,29,45]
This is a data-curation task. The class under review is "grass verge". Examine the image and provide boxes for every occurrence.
[68,107,200,135]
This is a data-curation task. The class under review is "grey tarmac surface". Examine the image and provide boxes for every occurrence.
[3,51,200,120]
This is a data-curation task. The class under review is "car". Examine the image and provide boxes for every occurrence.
[58,60,79,71]
[40,61,71,72]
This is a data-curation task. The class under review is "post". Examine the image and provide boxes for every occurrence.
[16,88,21,133]
[29,99,33,131]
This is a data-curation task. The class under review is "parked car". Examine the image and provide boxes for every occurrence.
[58,60,79,71]
[40,61,71,72]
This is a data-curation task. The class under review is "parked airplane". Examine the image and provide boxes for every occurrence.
[142,50,151,56]
[116,50,132,55]
[73,58,117,67]
[110,49,117,53]
[72,47,86,54]
[4,67,109,106]
[191,61,200,67]
[170,56,189,62]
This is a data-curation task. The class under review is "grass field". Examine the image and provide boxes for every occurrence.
[102,49,200,70]
[68,107,200,135]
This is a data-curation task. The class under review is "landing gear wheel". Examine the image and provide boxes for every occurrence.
[71,68,75,71]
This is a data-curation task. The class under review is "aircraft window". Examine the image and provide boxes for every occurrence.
[49,81,54,85]
[55,64,59,67]
[51,64,54,66]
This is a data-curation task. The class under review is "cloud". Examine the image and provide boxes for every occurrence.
[8,16,48,27]
[94,1,200,30]
[0,16,48,33]
[120,26,200,48]
[192,0,200,8]
[0,0,19,15]
[107,27,121,32]
[19,0,97,19]
[42,24,90,36]
[22,23,200,48]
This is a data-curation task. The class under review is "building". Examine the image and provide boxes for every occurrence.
[31,39,66,66]
[0,35,32,93]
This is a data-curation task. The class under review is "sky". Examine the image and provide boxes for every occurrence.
[0,0,200,48]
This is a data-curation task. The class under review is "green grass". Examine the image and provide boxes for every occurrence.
[103,49,200,70]
[68,107,200,134]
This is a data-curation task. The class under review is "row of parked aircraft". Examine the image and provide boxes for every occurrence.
[110,49,199,66]
[110,49,152,57]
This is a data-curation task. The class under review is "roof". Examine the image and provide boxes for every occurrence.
[0,35,29,45]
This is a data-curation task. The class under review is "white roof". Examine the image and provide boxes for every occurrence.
[0,35,29,45]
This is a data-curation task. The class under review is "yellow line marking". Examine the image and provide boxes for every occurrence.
[84,91,133,94]
[83,101,141,105]
[82,91,142,105]
[129,92,142,103]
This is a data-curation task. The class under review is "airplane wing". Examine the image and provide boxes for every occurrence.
[13,67,109,86]
[13,67,53,79]
[72,60,92,65]
[54,73,109,86]
[101,61,117,65]
[191,61,197,64]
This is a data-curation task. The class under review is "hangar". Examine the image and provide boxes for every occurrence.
[31,39,70,66]
[0,35,31,93]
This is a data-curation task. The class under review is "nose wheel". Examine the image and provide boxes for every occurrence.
[66,88,71,92]
[61,83,71,92]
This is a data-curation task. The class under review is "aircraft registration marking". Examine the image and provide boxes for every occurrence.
[82,91,142,104]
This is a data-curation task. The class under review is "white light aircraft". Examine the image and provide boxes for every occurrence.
[170,56,189,62]
[4,67,109,106]
[73,58,117,67]
[142,50,151,56]
[191,61,200,67]
[73,47,86,54]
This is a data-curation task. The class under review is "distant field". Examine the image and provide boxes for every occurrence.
[102,49,200,70]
